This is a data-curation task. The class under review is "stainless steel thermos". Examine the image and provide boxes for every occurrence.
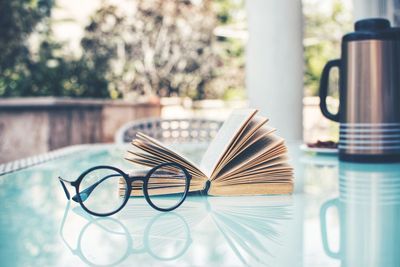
[319,18,400,162]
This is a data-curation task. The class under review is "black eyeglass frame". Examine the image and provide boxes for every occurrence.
[59,162,192,216]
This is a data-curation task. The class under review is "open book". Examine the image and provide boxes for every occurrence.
[125,109,293,196]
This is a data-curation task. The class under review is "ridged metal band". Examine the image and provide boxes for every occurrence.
[339,173,400,204]
[339,123,400,152]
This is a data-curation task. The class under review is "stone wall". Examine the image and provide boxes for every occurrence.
[0,98,161,163]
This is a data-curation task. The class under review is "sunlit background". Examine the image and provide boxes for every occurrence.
[0,0,356,163]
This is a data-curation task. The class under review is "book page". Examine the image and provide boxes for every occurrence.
[208,183,293,196]
[124,134,207,196]
[213,134,283,180]
[199,109,257,178]
[218,156,291,182]
[135,133,201,169]
[125,132,208,179]
[130,139,202,175]
[211,123,274,180]
[214,116,269,174]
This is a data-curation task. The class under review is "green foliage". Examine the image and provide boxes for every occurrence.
[1,0,352,100]
[0,0,246,100]
[0,0,53,96]
[211,36,246,101]
[304,0,352,96]
[0,1,111,98]
[80,1,221,100]
[0,36,110,98]
[0,0,52,71]
[214,0,244,25]
[211,0,246,101]
[223,87,246,101]
[28,40,111,98]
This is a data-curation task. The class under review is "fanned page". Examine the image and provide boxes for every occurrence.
[124,133,207,196]
[208,122,294,195]
[199,109,258,178]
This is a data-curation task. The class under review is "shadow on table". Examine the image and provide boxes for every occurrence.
[60,195,293,266]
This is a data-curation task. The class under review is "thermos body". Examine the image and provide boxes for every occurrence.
[319,18,400,162]
[341,39,400,158]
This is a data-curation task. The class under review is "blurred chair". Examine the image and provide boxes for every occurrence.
[115,118,223,144]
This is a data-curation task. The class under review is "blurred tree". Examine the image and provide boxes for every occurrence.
[91,0,221,100]
[304,0,352,96]
[80,5,124,99]
[0,0,247,100]
[0,0,242,101]
[0,0,52,71]
[0,0,110,98]
[0,0,53,96]
[1,0,353,100]
[211,0,246,101]
[79,0,248,100]
[0,28,110,98]
[22,36,111,98]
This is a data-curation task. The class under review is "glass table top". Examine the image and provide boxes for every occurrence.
[0,142,399,267]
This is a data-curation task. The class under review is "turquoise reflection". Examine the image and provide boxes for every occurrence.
[60,202,192,266]
[0,167,64,267]
[137,195,292,266]
[320,162,400,267]
[61,195,293,266]
[203,197,292,265]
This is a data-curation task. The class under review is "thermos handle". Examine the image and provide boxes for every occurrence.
[319,59,341,122]
[320,198,341,259]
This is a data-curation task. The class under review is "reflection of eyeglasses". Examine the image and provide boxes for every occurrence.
[60,202,192,266]
[58,162,192,216]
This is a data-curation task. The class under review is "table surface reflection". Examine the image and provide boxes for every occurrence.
[1,142,399,267]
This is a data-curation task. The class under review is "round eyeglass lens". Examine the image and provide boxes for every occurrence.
[146,164,188,210]
[78,167,128,215]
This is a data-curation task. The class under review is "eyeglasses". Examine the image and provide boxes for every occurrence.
[59,162,192,216]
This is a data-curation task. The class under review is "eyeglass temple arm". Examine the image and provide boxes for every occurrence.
[71,174,123,203]
[59,177,71,200]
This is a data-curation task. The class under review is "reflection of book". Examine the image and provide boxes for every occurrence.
[206,196,292,266]
[118,195,292,266]
[125,109,293,196]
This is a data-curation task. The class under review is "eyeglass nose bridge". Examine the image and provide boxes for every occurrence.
[127,175,146,183]
[123,176,146,199]
[126,176,146,191]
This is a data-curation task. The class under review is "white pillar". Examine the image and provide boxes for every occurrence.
[353,0,400,25]
[246,0,303,141]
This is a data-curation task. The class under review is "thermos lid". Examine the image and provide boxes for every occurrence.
[355,18,390,31]
[343,18,400,41]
